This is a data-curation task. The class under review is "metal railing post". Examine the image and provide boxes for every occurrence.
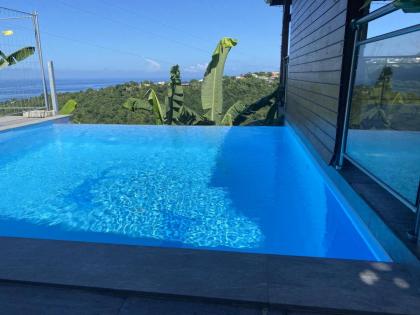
[47,61,59,115]
[414,182,420,244]
[32,11,50,111]
[407,181,420,243]
[337,22,361,169]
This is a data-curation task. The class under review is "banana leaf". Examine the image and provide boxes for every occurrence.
[6,47,35,65]
[201,37,238,124]
[232,88,280,125]
[0,59,8,70]
[221,101,247,126]
[60,99,77,115]
[166,65,184,125]
[123,97,151,112]
[0,50,7,60]
[147,89,165,125]
[0,47,35,70]
[265,101,278,125]
[0,50,9,69]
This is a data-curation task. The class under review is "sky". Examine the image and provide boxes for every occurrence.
[2,0,283,80]
[1,1,418,80]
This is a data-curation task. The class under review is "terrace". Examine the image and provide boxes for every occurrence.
[0,1,419,315]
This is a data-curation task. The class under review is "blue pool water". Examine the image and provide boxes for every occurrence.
[0,122,389,261]
[347,130,420,205]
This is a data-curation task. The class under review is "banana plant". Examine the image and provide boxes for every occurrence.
[165,65,184,124]
[123,65,211,126]
[0,47,35,70]
[166,65,211,125]
[201,37,238,124]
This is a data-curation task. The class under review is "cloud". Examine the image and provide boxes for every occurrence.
[145,58,161,72]
[185,63,208,73]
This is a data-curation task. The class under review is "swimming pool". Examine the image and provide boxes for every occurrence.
[0,122,390,261]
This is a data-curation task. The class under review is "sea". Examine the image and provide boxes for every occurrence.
[0,78,164,102]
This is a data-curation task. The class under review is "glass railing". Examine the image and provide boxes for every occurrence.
[339,3,420,217]
[346,29,420,206]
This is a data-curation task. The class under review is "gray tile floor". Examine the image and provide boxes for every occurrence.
[0,280,354,315]
[0,281,286,315]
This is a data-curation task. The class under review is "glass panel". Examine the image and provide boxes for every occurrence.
[346,29,420,205]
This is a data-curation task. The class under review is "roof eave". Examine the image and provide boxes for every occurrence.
[266,0,286,6]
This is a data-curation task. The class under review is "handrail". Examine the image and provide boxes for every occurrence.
[0,6,34,16]
[355,2,399,25]
[408,182,420,242]
[344,154,418,213]
[358,24,420,46]
[414,182,420,237]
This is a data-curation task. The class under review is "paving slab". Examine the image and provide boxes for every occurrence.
[119,296,279,315]
[0,115,69,132]
[0,237,268,304]
[267,255,420,315]
[0,281,124,315]
[0,237,419,314]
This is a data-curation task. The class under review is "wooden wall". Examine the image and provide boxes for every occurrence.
[286,0,350,163]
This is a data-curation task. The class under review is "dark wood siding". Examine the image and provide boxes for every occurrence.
[286,0,348,163]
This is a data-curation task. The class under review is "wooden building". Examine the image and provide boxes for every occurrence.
[268,0,366,164]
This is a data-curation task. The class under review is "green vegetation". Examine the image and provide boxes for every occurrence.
[0,47,35,70]
[0,37,282,126]
[350,65,420,130]
[59,99,77,115]
[119,37,282,126]
[121,65,211,126]
[58,73,278,126]
[201,38,238,124]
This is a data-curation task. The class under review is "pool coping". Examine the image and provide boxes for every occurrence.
[0,236,419,315]
[0,115,70,132]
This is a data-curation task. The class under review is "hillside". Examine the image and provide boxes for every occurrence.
[57,74,279,125]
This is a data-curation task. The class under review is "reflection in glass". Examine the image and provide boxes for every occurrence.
[347,30,420,205]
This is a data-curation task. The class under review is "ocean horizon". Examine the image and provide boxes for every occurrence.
[0,77,171,102]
